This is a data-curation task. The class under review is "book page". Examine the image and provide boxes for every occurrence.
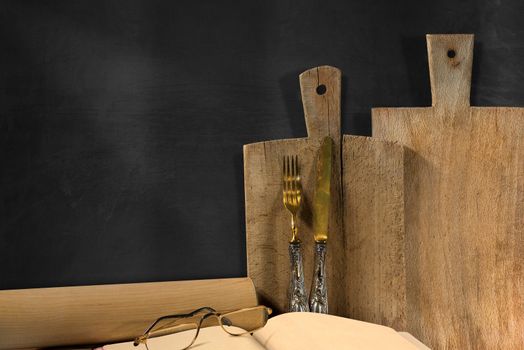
[253,313,425,350]
[104,326,266,350]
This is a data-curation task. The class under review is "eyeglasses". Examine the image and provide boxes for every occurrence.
[133,306,272,350]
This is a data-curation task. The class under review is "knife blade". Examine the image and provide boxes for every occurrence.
[312,136,333,243]
[309,136,333,313]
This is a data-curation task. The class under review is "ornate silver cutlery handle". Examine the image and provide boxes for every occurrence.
[309,242,328,313]
[288,242,309,312]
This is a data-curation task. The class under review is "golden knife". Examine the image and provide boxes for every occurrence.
[309,136,333,313]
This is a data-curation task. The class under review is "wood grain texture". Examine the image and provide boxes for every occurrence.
[373,34,524,349]
[343,135,406,330]
[0,277,257,349]
[245,66,407,323]
[300,67,341,145]
[245,66,345,315]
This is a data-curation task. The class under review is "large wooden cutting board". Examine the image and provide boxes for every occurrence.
[245,66,406,322]
[373,34,524,349]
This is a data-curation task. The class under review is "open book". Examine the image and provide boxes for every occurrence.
[105,312,429,350]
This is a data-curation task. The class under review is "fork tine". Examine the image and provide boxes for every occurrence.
[285,156,288,180]
[292,155,296,178]
[295,155,301,205]
[288,155,292,179]
[293,155,297,183]
[287,155,291,183]
[291,156,298,194]
[289,155,292,178]
[283,156,287,187]
[297,156,302,191]
[296,157,300,188]
[284,156,287,185]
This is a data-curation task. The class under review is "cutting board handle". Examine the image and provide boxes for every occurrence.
[299,66,341,143]
[427,34,474,111]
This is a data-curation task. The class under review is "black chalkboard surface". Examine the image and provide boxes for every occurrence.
[1,0,524,289]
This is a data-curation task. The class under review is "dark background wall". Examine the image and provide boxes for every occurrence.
[1,0,523,289]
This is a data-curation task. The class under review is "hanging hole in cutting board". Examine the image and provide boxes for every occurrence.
[447,49,456,58]
[316,84,326,95]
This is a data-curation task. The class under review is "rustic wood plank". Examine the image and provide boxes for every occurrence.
[373,34,524,349]
[343,135,406,330]
[245,66,345,315]
[0,277,257,349]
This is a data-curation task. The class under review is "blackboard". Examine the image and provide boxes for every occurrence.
[1,0,523,289]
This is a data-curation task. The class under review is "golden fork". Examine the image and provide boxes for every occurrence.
[283,155,302,244]
[282,155,309,312]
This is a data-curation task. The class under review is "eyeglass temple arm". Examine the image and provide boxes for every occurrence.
[140,307,217,337]
[135,311,218,347]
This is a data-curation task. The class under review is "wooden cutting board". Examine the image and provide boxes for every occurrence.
[244,66,346,315]
[343,135,406,330]
[245,66,406,322]
[373,34,524,349]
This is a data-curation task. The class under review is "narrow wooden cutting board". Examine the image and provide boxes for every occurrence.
[244,66,346,315]
[245,66,406,323]
[373,34,524,349]
[343,135,406,330]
